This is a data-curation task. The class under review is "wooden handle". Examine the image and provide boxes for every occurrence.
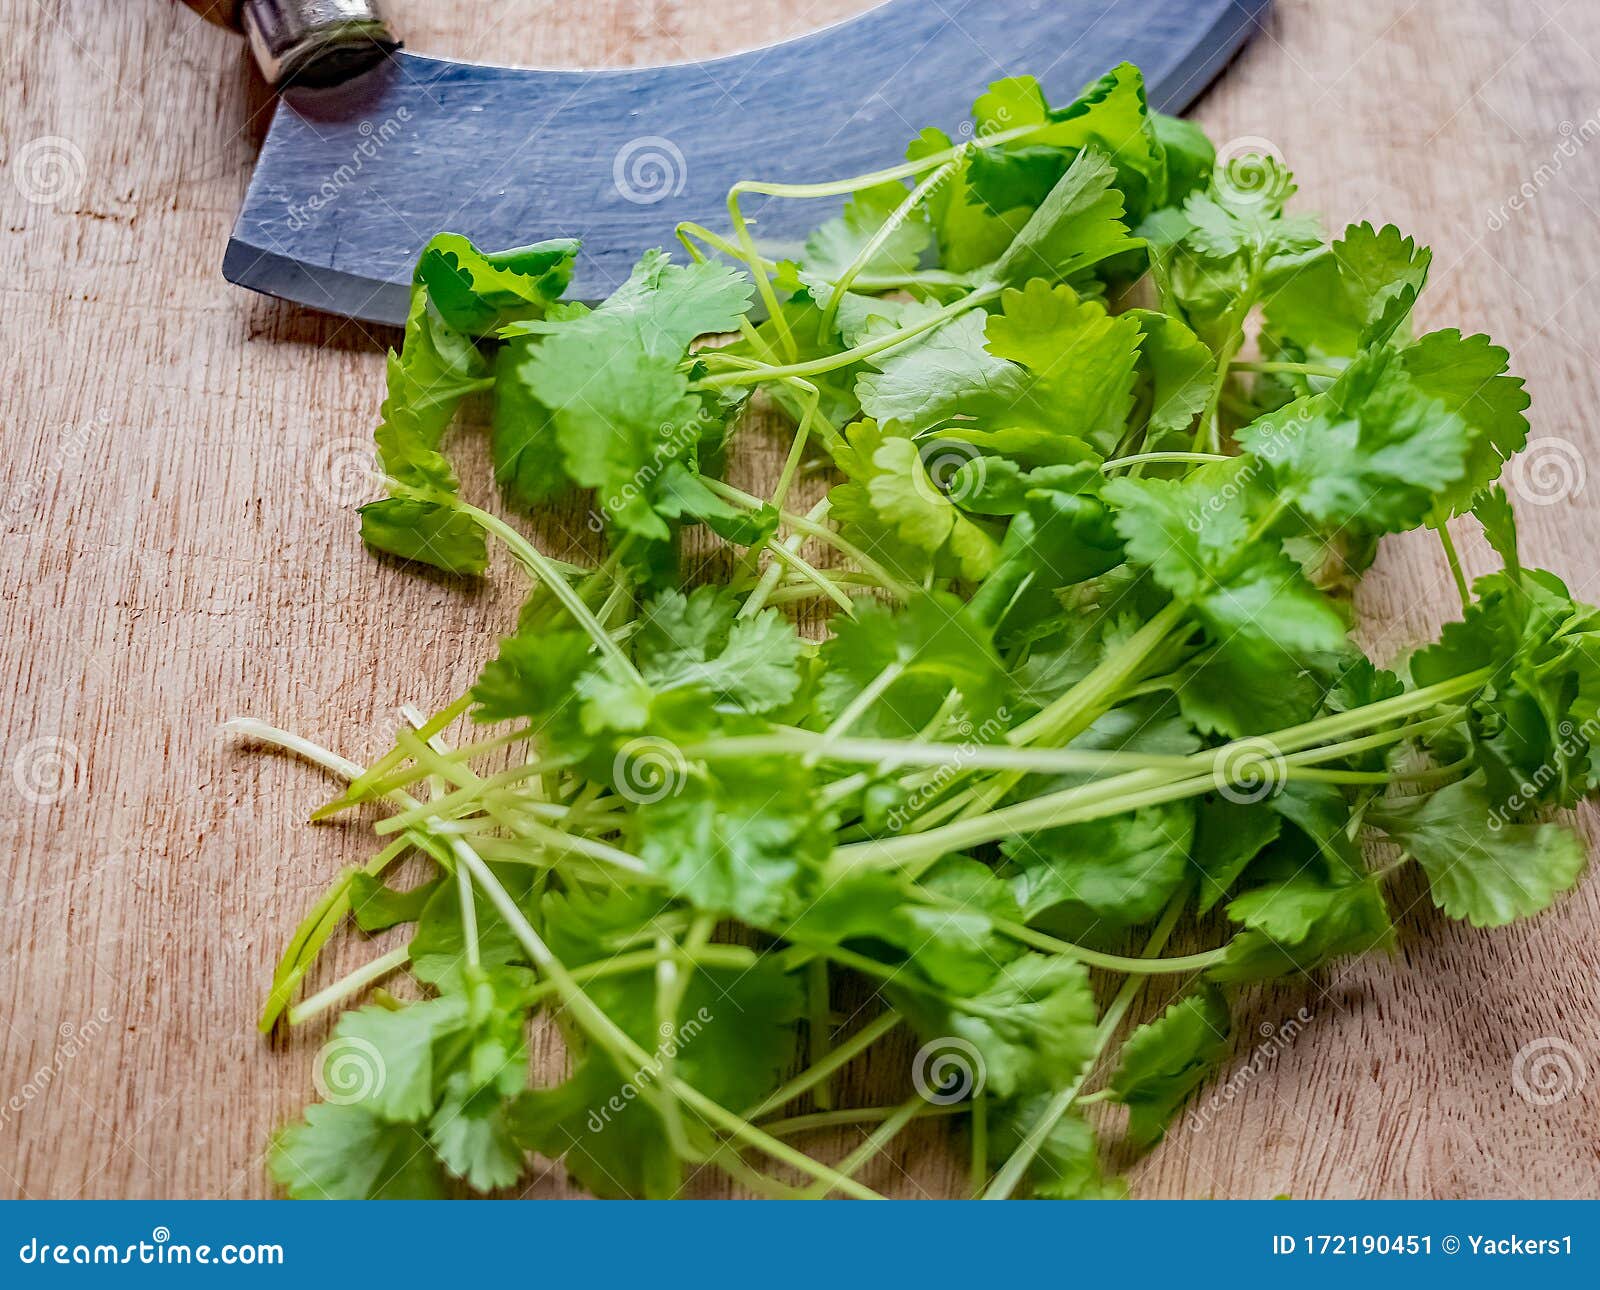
[180,0,240,29]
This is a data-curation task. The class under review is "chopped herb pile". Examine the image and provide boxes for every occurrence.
[233,63,1596,1200]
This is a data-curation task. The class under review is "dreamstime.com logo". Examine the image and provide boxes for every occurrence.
[313,1036,386,1106]
[10,135,86,208]
[1505,435,1586,507]
[17,1228,284,1268]
[1212,737,1287,805]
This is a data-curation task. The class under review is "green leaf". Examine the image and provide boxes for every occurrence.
[629,759,826,924]
[1192,796,1282,914]
[1210,877,1393,982]
[1104,460,1349,735]
[989,1099,1125,1199]
[357,499,487,575]
[908,128,1026,273]
[416,233,577,335]
[987,148,1141,287]
[270,1104,444,1200]
[471,628,596,735]
[793,858,1022,996]
[633,586,804,714]
[982,279,1144,452]
[511,915,802,1199]
[801,181,932,302]
[1238,347,1476,536]
[817,592,1005,738]
[349,872,442,932]
[1374,772,1588,927]
[1128,307,1214,444]
[1107,985,1231,1148]
[1263,221,1431,358]
[829,421,1002,581]
[894,954,1098,1101]
[491,336,564,508]
[1006,799,1194,925]
[319,1000,447,1122]
[409,865,538,985]
[855,308,1024,433]
[1403,330,1531,518]
[429,1073,524,1192]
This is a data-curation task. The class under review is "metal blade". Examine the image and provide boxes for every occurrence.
[224,0,1270,325]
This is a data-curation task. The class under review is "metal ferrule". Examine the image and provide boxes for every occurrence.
[241,0,397,88]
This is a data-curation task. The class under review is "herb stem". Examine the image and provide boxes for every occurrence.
[982,886,1188,1199]
[286,945,409,1027]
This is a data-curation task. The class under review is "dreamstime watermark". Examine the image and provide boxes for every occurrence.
[17,1228,283,1267]
[10,135,86,208]
[11,735,82,805]
[1184,1007,1314,1132]
[1212,737,1287,805]
[313,1035,386,1106]
[612,736,690,804]
[2,412,106,531]
[1,1008,113,1128]
[586,408,721,533]
[307,434,380,509]
[912,1036,986,1104]
[1511,1036,1587,1106]
[585,1008,714,1132]
[1183,402,1313,533]
[883,707,1011,834]
[1213,136,1289,207]
[913,439,988,508]
[613,136,687,205]
[284,108,412,231]
[1505,435,1585,506]
[1489,716,1600,829]
[1485,109,1600,232]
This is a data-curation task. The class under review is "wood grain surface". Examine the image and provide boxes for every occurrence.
[2,0,1598,1200]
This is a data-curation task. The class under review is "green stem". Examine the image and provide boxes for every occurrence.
[701,478,911,598]
[402,490,639,680]
[982,887,1188,1199]
[742,498,833,620]
[287,946,410,1026]
[698,286,1000,390]
[760,1102,966,1137]
[833,696,1475,874]
[969,1093,989,1197]
[1230,359,1341,378]
[798,1095,924,1199]
[1434,519,1471,608]
[1102,451,1230,472]
[744,1011,902,1120]
[807,959,835,1111]
[817,159,958,341]
[451,838,884,1199]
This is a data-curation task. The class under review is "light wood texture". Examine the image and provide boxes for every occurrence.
[2,0,1597,1200]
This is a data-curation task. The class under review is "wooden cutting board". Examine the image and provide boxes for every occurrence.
[1,0,1596,1199]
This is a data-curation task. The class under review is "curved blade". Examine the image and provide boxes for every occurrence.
[224,0,1270,325]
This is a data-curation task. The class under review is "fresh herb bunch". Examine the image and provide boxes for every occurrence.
[236,63,1598,1200]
